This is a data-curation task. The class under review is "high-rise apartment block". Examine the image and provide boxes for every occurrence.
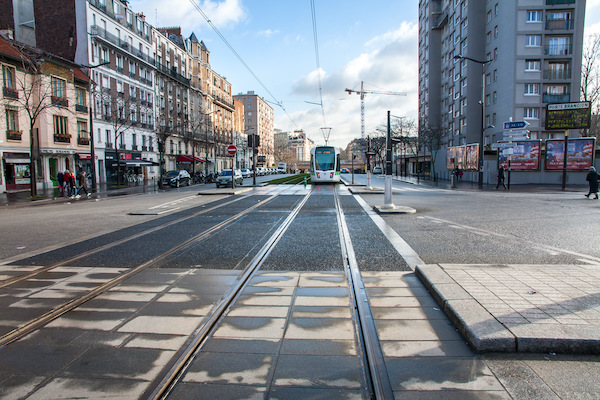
[234,91,274,167]
[419,0,587,183]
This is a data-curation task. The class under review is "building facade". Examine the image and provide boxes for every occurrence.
[419,0,587,184]
[234,91,274,167]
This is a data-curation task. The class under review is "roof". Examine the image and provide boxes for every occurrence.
[0,34,31,64]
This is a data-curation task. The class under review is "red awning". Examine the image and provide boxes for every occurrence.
[176,154,206,163]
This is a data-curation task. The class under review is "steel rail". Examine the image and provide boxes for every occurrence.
[141,188,314,400]
[334,187,395,399]
[0,192,283,348]
[0,196,247,289]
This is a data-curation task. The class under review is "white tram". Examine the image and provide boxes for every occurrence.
[310,146,341,183]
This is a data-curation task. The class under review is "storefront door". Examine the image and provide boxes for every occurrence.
[49,158,58,187]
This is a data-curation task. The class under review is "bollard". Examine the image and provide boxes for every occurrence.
[303,176,307,188]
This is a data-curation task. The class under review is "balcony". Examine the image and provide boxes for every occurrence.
[78,136,90,145]
[76,104,88,113]
[543,93,570,103]
[51,96,69,107]
[545,43,572,56]
[119,144,126,150]
[545,20,574,31]
[88,0,151,43]
[7,130,22,141]
[3,87,18,99]
[546,0,575,4]
[54,134,71,143]
[142,146,148,151]
[131,145,138,150]
[543,68,571,80]
[90,25,155,66]
[156,64,190,86]
[106,142,113,149]
[104,115,112,121]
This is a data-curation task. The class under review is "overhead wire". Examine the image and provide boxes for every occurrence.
[310,0,327,128]
[186,0,299,128]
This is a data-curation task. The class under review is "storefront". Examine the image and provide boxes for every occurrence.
[2,152,31,191]
[105,152,159,183]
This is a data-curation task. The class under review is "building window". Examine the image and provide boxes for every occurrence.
[524,108,539,119]
[526,35,541,47]
[6,106,20,139]
[53,115,69,141]
[525,60,541,71]
[524,83,540,95]
[2,65,16,90]
[494,26,498,39]
[51,77,67,99]
[526,11,542,22]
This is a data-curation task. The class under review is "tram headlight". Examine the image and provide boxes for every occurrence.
[330,173,333,178]
[317,172,321,178]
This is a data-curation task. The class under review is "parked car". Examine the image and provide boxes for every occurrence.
[162,170,191,187]
[216,169,243,187]
[241,168,253,178]
[341,168,350,173]
[372,166,383,174]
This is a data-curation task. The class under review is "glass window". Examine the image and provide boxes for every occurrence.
[2,65,16,89]
[51,77,67,98]
[524,84,540,95]
[314,147,336,171]
[6,106,19,132]
[525,60,541,71]
[524,108,539,119]
[75,87,86,106]
[53,115,68,135]
[77,120,88,138]
[526,35,541,47]
[526,11,542,22]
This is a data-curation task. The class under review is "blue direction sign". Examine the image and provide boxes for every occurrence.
[503,120,530,130]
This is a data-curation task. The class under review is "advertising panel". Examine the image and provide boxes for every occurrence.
[545,138,596,171]
[446,147,456,169]
[498,141,541,170]
[465,144,479,171]
[455,146,466,170]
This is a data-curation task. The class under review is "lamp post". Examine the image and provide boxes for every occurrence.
[454,54,491,187]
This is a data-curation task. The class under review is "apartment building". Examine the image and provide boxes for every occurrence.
[0,33,91,193]
[419,0,587,184]
[234,91,274,167]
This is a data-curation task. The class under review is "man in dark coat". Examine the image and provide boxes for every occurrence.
[585,166,599,199]
[57,171,64,196]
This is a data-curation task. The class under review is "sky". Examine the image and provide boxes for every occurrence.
[129,0,600,149]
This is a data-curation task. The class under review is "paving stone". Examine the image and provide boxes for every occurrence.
[212,316,287,339]
[118,315,201,335]
[183,352,274,385]
[272,354,362,388]
[170,383,266,400]
[285,317,355,340]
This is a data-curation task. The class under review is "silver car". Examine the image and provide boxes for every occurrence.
[216,169,243,187]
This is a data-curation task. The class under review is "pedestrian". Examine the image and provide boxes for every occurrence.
[496,165,507,190]
[67,170,77,198]
[585,166,599,199]
[77,170,91,198]
[63,170,71,197]
[57,170,64,197]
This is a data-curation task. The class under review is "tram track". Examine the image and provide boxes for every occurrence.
[0,190,295,348]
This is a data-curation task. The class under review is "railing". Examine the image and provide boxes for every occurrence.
[54,134,71,143]
[76,104,88,113]
[543,68,571,80]
[7,130,22,141]
[545,20,574,31]
[543,93,570,103]
[544,43,572,56]
[142,146,148,151]
[51,96,69,107]
[155,64,191,86]
[119,144,126,149]
[88,0,151,43]
[78,136,90,145]
[546,0,575,5]
[90,25,155,66]
[3,87,18,99]
[106,142,113,149]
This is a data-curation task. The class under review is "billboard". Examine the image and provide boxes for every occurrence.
[545,102,591,130]
[498,141,541,170]
[447,144,479,171]
[545,138,596,171]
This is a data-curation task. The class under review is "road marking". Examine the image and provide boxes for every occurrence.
[149,195,198,210]
[353,195,425,270]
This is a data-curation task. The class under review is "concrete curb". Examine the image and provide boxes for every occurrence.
[416,264,516,353]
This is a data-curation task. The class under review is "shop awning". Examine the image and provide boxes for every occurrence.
[111,159,159,167]
[176,154,206,163]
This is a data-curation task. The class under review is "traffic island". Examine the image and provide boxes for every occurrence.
[416,263,600,354]
[372,204,417,214]
[199,187,253,195]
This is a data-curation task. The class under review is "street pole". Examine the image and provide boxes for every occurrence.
[252,134,257,186]
[384,111,394,207]
[88,82,97,191]
[562,129,569,191]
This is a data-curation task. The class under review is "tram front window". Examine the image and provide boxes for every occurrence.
[315,148,335,171]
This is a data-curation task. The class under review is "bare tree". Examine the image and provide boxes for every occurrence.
[418,123,446,182]
[274,139,298,167]
[581,34,600,139]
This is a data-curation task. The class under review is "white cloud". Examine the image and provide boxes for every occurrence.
[129,0,246,33]
[283,23,419,148]
[257,29,279,38]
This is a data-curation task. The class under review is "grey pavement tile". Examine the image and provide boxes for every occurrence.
[0,374,45,400]
[26,377,148,400]
[201,338,280,354]
[227,305,290,318]
[213,316,287,339]
[242,285,295,296]
[366,286,430,297]
[170,383,266,400]
[183,352,274,385]
[294,295,350,307]
[375,318,463,342]
[371,306,447,320]
[272,354,362,388]
[381,340,473,358]
[280,339,357,356]
[285,317,355,340]
[236,294,293,306]
[369,295,438,308]
[291,305,353,319]
[135,299,215,317]
[385,357,505,392]
[268,386,363,399]
[392,390,511,399]
[124,333,188,350]
[0,342,88,376]
[118,315,202,335]
[295,286,350,297]
[484,358,560,400]
[46,310,131,331]
[62,347,174,381]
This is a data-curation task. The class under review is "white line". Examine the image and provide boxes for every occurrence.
[578,259,600,265]
[149,195,197,210]
[353,195,425,270]
[157,207,181,215]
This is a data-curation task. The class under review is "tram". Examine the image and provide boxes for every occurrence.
[310,146,341,183]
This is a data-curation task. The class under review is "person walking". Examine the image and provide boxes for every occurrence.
[585,166,599,199]
[77,170,91,198]
[66,170,76,198]
[57,170,64,197]
[63,170,72,197]
[496,165,507,190]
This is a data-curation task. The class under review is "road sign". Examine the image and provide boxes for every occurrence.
[545,101,591,130]
[503,148,514,155]
[503,121,530,130]
[227,144,237,155]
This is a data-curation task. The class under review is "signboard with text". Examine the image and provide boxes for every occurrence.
[545,102,591,130]
[545,138,596,171]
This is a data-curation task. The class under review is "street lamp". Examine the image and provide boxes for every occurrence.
[454,54,491,187]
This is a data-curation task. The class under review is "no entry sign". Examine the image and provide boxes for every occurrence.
[227,144,237,155]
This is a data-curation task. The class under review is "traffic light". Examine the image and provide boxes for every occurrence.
[248,134,260,147]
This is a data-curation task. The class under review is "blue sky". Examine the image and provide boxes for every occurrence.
[129,0,599,149]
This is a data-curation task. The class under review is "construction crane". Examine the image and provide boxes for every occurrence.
[345,81,407,138]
